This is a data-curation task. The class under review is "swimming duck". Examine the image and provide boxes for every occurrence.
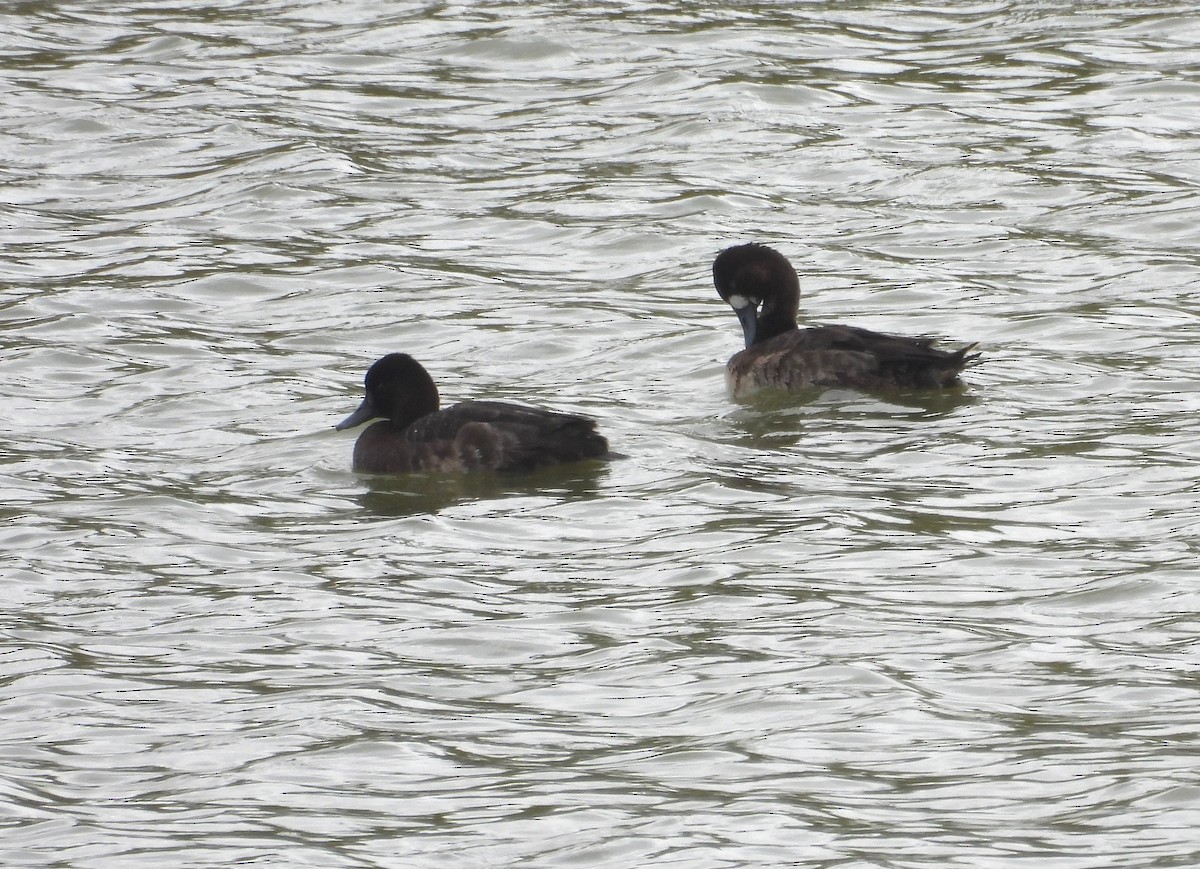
[336,353,609,474]
[713,243,979,397]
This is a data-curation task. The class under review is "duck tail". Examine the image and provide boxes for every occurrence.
[547,420,609,464]
[955,342,982,366]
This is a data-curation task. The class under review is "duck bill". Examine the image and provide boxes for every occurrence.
[336,397,378,431]
[734,304,759,348]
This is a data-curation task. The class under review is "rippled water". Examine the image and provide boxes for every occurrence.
[4,1,1200,866]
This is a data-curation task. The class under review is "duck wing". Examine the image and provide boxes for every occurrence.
[404,400,608,472]
[730,325,978,395]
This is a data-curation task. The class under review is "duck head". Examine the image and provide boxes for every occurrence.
[336,353,440,431]
[713,243,801,347]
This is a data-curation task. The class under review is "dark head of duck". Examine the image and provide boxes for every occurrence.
[713,242,801,348]
[336,353,438,432]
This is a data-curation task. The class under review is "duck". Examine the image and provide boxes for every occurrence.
[336,353,609,474]
[713,243,979,398]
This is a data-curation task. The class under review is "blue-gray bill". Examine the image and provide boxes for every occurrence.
[336,397,377,431]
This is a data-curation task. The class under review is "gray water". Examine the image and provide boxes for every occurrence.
[4,1,1200,866]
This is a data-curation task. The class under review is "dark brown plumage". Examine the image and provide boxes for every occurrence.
[336,354,608,474]
[713,243,979,398]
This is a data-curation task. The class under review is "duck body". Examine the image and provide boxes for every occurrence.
[726,323,976,397]
[714,243,978,398]
[337,354,608,474]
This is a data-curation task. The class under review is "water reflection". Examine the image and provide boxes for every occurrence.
[724,385,978,444]
[354,458,613,516]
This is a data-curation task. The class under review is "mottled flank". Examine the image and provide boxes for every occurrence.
[337,354,608,474]
[714,243,979,398]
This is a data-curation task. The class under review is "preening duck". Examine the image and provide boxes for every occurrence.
[336,353,609,474]
[713,243,978,398]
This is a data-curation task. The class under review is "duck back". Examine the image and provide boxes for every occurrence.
[352,400,608,474]
[728,324,978,397]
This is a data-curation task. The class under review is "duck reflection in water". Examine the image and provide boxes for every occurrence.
[713,243,979,399]
[336,353,609,475]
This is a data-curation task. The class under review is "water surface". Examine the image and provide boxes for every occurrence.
[3,1,1200,866]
